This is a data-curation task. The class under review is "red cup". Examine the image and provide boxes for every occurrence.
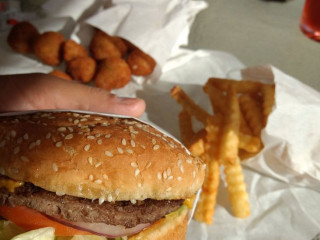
[300,0,320,42]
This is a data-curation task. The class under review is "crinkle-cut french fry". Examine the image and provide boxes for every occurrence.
[224,157,250,218]
[171,86,212,124]
[239,133,261,153]
[203,83,226,115]
[239,94,263,137]
[204,82,252,135]
[238,149,259,161]
[261,84,275,126]
[194,154,220,225]
[187,129,207,157]
[205,78,262,94]
[178,110,195,146]
[219,86,240,165]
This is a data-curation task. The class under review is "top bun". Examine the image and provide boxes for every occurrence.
[0,111,205,202]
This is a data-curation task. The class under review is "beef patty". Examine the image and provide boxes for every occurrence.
[0,183,183,228]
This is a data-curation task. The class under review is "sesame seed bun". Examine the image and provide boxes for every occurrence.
[0,111,205,202]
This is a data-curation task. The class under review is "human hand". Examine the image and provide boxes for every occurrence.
[0,73,146,117]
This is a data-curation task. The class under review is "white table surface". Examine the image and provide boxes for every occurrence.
[187,0,320,91]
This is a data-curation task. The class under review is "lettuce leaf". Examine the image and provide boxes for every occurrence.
[0,220,25,240]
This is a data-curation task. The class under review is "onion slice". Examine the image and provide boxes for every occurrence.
[48,215,150,238]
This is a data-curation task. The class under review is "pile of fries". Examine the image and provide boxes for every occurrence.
[170,77,275,224]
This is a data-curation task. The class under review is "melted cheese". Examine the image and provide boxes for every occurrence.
[0,177,24,192]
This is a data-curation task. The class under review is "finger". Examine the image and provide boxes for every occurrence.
[0,73,146,117]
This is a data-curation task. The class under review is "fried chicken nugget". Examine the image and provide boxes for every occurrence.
[126,49,156,76]
[94,57,131,91]
[66,57,97,83]
[63,39,88,62]
[7,21,39,54]
[49,70,72,81]
[90,30,121,61]
[111,36,128,57]
[33,31,65,66]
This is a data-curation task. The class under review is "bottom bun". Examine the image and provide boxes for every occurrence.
[129,205,188,240]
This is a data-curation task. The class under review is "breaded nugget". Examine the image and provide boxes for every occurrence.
[63,39,88,62]
[7,21,39,54]
[90,30,121,61]
[33,31,65,66]
[66,56,97,83]
[49,70,72,81]
[94,57,131,91]
[111,36,128,57]
[126,49,156,76]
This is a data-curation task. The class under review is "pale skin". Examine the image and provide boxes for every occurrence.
[0,73,146,117]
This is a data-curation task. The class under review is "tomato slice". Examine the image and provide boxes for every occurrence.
[0,206,91,236]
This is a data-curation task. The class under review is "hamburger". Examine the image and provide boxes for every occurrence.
[0,111,205,239]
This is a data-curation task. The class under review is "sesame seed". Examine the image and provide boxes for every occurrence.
[52,163,58,172]
[193,171,196,178]
[89,175,93,181]
[177,177,182,181]
[117,147,124,154]
[126,148,133,154]
[35,139,41,146]
[57,127,67,132]
[13,146,20,154]
[99,197,105,205]
[20,156,29,162]
[29,142,36,149]
[168,176,173,180]
[95,162,102,168]
[140,144,146,149]
[80,118,87,122]
[46,133,51,139]
[67,127,74,132]
[73,113,80,117]
[74,119,79,124]
[103,174,108,180]
[178,159,182,166]
[84,144,90,151]
[0,140,6,148]
[167,168,171,176]
[202,164,207,170]
[11,130,16,138]
[130,133,136,139]
[65,134,73,140]
[104,151,113,157]
[131,162,138,168]
[101,122,109,126]
[186,159,193,164]
[130,140,136,148]
[146,162,152,169]
[23,133,29,140]
[88,157,93,165]
[107,194,113,202]
[94,118,102,121]
[94,179,102,184]
[166,187,172,192]
[104,134,111,138]
[56,141,62,147]
[97,139,102,145]
[138,182,142,188]
[153,145,160,150]
[122,138,126,146]
[135,169,140,177]
[131,199,137,204]
[180,165,184,173]
[95,134,101,138]
[115,189,120,196]
[87,136,95,140]
[163,171,167,179]
[152,138,156,144]
[157,172,162,180]
[83,114,91,118]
